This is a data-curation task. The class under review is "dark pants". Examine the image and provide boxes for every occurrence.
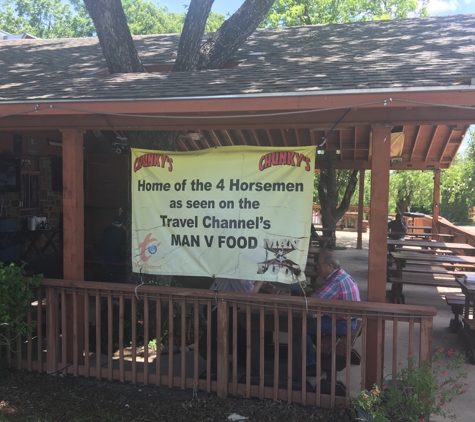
[306,316,357,366]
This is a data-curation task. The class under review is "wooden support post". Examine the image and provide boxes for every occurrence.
[216,299,229,398]
[419,318,433,367]
[357,169,365,250]
[433,169,440,231]
[60,129,85,365]
[366,125,392,389]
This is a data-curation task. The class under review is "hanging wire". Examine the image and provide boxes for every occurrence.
[134,268,145,301]
[319,108,351,147]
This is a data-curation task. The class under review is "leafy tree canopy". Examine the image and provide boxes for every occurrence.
[0,0,225,38]
[440,131,475,223]
[262,0,428,27]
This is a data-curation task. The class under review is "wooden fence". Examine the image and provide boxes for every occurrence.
[3,278,436,408]
[416,216,475,247]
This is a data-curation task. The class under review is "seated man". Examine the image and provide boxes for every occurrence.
[306,250,361,367]
[388,213,408,240]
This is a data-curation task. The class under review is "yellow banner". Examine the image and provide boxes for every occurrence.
[131,145,316,284]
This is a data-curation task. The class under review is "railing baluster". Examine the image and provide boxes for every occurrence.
[376,316,384,384]
[408,316,415,359]
[119,294,125,382]
[259,304,265,400]
[273,306,279,402]
[232,303,238,396]
[109,294,114,382]
[156,296,162,386]
[180,299,186,389]
[60,290,66,375]
[131,294,137,384]
[46,288,57,374]
[287,308,293,404]
[193,300,199,388]
[315,310,322,406]
[245,304,251,398]
[301,309,308,406]
[84,292,89,377]
[330,313,337,408]
[27,299,32,371]
[168,297,174,388]
[72,289,78,376]
[143,294,149,386]
[95,291,101,380]
[345,315,352,401]
[216,298,228,398]
[392,318,398,386]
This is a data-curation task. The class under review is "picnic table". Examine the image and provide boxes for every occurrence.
[388,232,455,241]
[386,251,475,303]
[387,239,475,255]
[455,277,475,364]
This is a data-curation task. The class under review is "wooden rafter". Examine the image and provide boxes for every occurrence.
[438,128,454,162]
[251,129,262,146]
[266,129,275,146]
[424,126,439,162]
[410,126,421,162]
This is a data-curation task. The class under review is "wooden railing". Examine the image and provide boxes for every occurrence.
[4,279,436,408]
[415,216,475,247]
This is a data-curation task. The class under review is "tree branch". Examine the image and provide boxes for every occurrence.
[197,0,276,70]
[173,0,215,71]
[84,0,145,74]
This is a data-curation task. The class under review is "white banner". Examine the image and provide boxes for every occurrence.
[131,145,316,284]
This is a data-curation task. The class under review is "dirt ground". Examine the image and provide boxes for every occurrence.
[0,368,356,421]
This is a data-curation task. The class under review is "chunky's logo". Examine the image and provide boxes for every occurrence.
[134,153,173,173]
[259,151,311,171]
[138,233,161,263]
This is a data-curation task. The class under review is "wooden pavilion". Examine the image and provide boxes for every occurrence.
[1,13,475,399]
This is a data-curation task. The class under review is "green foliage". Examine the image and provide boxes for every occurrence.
[354,348,469,421]
[389,170,433,214]
[0,0,225,38]
[0,0,94,38]
[261,0,428,27]
[0,262,42,338]
[440,135,475,223]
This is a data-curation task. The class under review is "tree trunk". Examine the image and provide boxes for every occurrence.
[83,0,145,74]
[197,0,276,70]
[318,152,358,237]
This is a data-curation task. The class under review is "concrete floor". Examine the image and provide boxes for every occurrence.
[333,229,474,422]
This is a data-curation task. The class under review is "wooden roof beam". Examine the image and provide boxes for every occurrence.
[410,126,421,162]
[438,128,454,162]
[424,126,439,162]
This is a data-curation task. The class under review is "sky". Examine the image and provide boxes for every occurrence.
[161,0,475,16]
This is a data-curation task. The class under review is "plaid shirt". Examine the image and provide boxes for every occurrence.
[312,268,360,319]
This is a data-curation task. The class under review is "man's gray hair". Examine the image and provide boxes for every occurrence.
[320,250,341,270]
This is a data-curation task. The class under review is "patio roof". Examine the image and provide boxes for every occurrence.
[0,14,475,170]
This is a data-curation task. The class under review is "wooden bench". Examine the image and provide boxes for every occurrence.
[306,320,362,396]
[387,273,460,304]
